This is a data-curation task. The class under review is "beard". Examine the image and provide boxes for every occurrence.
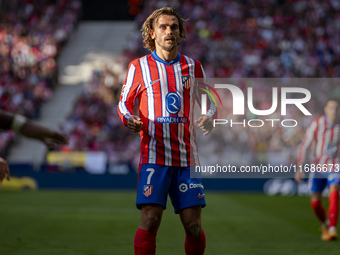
[155,36,180,51]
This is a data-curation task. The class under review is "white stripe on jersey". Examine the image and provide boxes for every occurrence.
[157,61,172,165]
[140,57,156,164]
[173,62,187,166]
[184,56,199,166]
[118,64,136,118]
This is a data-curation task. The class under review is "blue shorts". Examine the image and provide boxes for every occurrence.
[136,164,206,214]
[309,172,340,192]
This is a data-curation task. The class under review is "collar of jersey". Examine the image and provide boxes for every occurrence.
[325,114,339,128]
[151,50,181,65]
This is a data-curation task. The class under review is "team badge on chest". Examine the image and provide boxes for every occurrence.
[182,75,192,89]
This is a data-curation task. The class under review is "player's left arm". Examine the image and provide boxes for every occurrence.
[194,63,215,136]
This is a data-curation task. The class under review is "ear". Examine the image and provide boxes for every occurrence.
[150,29,155,40]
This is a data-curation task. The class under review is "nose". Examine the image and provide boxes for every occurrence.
[166,26,172,35]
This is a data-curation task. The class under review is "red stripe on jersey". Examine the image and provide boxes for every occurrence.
[148,56,165,165]
[165,64,180,166]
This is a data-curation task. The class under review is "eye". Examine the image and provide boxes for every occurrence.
[160,25,166,30]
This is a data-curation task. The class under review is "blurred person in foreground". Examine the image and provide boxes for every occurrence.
[295,99,340,241]
[118,7,215,255]
[0,110,69,184]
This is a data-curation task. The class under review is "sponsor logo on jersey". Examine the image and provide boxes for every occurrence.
[143,185,153,197]
[179,183,188,192]
[189,183,204,189]
[182,76,191,89]
[156,117,188,123]
[166,92,181,115]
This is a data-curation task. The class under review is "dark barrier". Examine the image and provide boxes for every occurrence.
[7,163,270,191]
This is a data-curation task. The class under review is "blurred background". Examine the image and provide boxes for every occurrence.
[1,0,340,193]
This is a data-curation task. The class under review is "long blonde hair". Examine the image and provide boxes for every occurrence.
[141,7,187,52]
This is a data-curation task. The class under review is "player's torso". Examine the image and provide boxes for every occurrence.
[134,53,201,166]
[137,54,198,131]
[314,117,340,163]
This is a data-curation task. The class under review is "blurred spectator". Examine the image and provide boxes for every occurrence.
[59,65,140,169]
[0,0,81,157]
[123,0,340,78]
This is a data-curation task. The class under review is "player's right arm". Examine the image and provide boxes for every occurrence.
[295,120,317,183]
[117,61,142,132]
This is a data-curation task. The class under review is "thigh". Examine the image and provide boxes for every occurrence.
[136,164,172,210]
[169,166,206,214]
[327,176,340,190]
[309,177,327,193]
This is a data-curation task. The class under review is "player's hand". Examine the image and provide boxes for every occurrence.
[127,115,143,133]
[0,157,10,184]
[195,115,213,136]
[294,170,305,183]
[42,132,69,150]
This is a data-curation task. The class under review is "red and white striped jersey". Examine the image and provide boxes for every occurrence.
[117,51,215,167]
[298,115,340,165]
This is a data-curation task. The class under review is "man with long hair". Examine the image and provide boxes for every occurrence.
[118,7,215,255]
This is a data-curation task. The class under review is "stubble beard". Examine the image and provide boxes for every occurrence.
[156,37,179,52]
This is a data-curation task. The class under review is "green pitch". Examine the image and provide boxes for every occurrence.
[0,191,338,255]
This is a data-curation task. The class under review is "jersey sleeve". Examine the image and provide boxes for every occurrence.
[117,62,141,126]
[194,62,217,118]
[297,120,317,164]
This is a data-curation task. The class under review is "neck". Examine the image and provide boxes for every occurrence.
[155,47,178,63]
[327,116,336,125]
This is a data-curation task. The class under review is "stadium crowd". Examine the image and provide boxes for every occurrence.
[55,0,340,168]
[58,64,141,168]
[31,0,339,168]
[127,0,340,78]
[0,0,81,156]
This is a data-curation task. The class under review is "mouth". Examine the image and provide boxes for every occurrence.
[165,37,175,43]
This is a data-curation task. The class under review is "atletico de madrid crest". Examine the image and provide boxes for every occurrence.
[182,75,192,89]
[143,185,153,197]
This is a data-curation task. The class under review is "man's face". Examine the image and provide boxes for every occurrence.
[324,100,340,123]
[151,15,180,52]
